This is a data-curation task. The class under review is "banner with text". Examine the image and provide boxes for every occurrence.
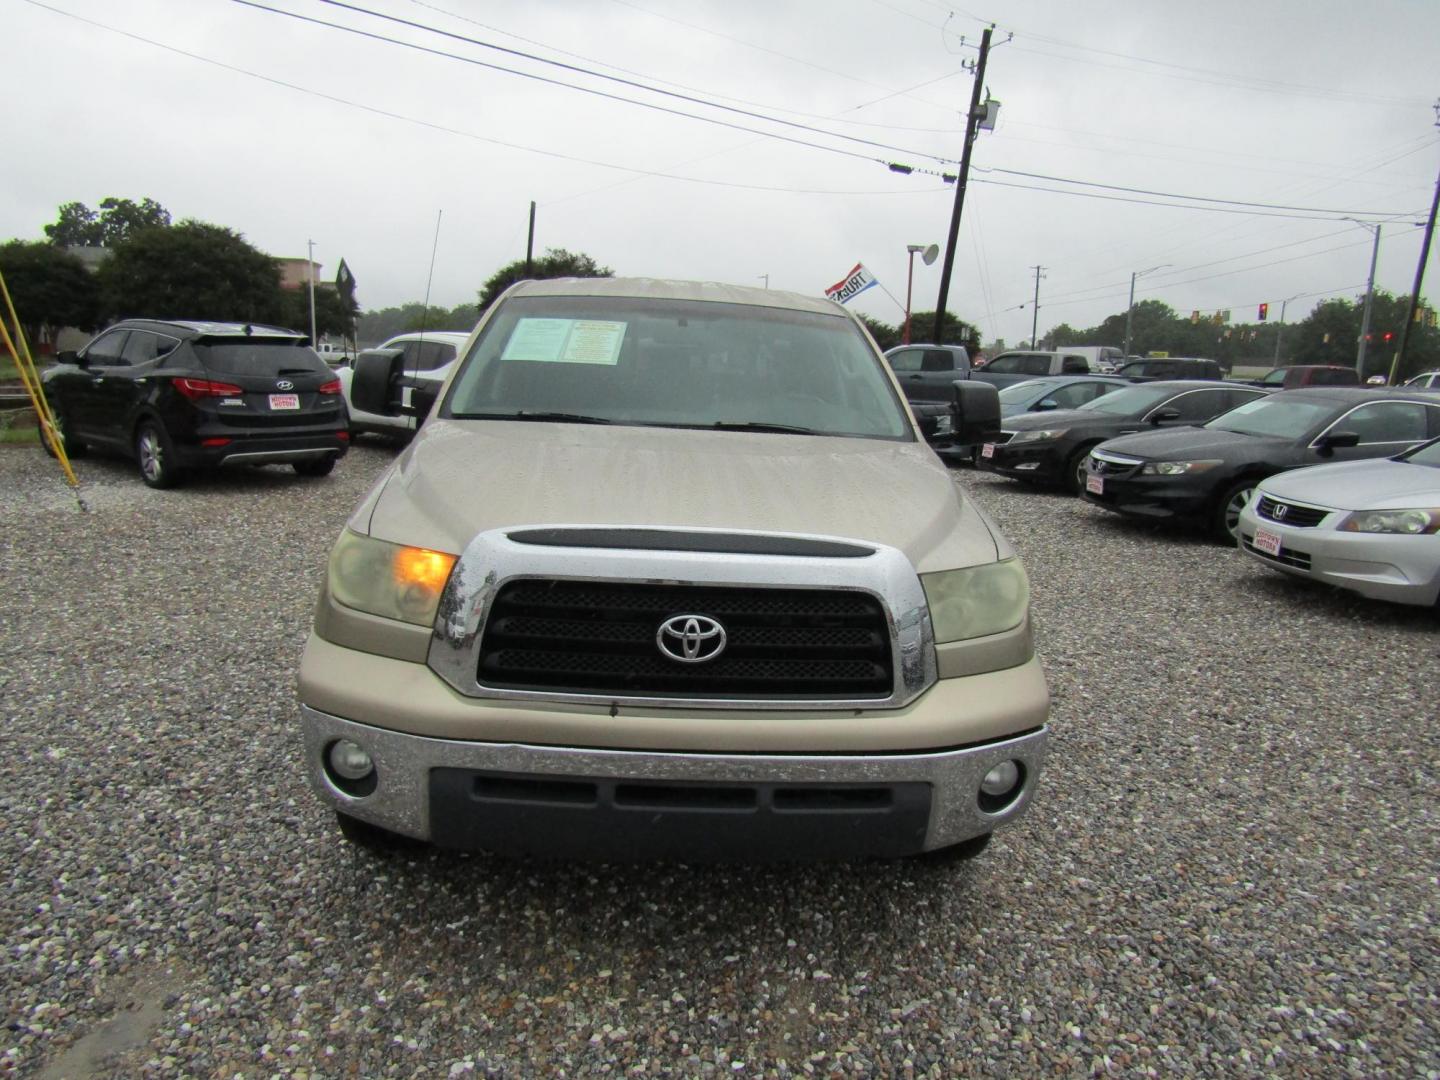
[824,263,878,305]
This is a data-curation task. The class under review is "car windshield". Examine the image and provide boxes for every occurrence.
[444,295,910,439]
[998,379,1059,406]
[194,339,328,377]
[1075,384,1177,416]
[1204,396,1335,439]
[1401,437,1440,467]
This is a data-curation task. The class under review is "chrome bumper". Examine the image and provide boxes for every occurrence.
[301,704,1048,854]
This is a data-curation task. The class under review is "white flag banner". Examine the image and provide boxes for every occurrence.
[824,262,878,305]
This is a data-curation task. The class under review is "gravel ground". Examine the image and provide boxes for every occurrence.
[1,442,1437,1078]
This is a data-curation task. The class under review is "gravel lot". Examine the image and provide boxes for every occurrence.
[2,442,1437,1078]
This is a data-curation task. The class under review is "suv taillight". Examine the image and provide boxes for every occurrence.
[319,379,342,395]
[173,377,244,400]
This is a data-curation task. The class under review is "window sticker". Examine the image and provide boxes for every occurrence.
[501,318,627,366]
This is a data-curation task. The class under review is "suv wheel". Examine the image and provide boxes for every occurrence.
[1214,480,1257,542]
[136,420,183,489]
[294,456,336,478]
[38,408,87,459]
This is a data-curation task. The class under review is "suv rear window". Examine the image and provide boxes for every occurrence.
[195,340,329,377]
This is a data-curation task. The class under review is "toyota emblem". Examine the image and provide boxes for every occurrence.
[1272,503,1288,520]
[276,379,295,391]
[656,614,727,663]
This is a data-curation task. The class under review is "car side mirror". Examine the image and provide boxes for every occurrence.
[1150,408,1180,424]
[407,383,440,422]
[349,348,405,415]
[59,350,84,367]
[950,379,1000,445]
[1316,430,1360,455]
[1034,398,1058,411]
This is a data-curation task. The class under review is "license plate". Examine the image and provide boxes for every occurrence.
[1085,472,1103,495]
[1253,527,1283,557]
[268,393,300,410]
[981,443,995,459]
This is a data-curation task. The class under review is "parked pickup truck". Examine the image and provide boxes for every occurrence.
[300,278,1048,863]
[314,342,354,366]
[971,350,1107,390]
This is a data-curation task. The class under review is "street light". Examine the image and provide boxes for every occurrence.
[1123,264,1169,358]
[903,244,939,344]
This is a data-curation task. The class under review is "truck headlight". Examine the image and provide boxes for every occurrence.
[327,529,458,626]
[1007,428,1068,444]
[1338,508,1440,534]
[922,558,1030,643]
[1139,459,1222,475]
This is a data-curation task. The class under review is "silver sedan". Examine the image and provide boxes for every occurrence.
[1237,437,1440,606]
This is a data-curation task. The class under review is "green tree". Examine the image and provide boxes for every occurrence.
[857,314,899,351]
[278,284,360,339]
[98,220,283,323]
[45,197,171,247]
[0,241,100,349]
[477,247,612,311]
[1048,322,1083,347]
[909,310,973,348]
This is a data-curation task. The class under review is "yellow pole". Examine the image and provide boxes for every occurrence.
[0,266,82,489]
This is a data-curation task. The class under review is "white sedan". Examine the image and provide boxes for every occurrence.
[1237,436,1440,606]
[336,330,471,438]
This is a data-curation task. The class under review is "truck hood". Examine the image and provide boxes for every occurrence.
[1260,457,1440,511]
[1094,426,1285,461]
[359,419,1002,573]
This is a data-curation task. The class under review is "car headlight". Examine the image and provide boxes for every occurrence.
[1139,459,1223,475]
[327,528,458,626]
[1338,508,1440,535]
[1008,428,1068,444]
[922,558,1030,643]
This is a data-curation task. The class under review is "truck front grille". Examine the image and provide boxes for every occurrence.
[476,580,893,699]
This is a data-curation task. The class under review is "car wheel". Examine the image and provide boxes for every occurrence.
[912,832,992,865]
[135,420,183,489]
[293,456,336,478]
[1065,445,1096,495]
[1214,479,1257,542]
[336,811,421,855]
[38,407,87,459]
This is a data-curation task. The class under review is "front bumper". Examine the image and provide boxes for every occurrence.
[976,440,1066,484]
[1237,504,1440,606]
[302,704,1048,858]
[1081,465,1215,521]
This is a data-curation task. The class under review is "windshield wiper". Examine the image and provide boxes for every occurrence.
[454,410,612,424]
[709,421,819,435]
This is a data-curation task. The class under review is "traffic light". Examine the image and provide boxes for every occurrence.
[1258,303,1268,321]
[1383,331,1394,343]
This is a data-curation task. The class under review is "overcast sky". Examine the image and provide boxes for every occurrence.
[5,0,1438,346]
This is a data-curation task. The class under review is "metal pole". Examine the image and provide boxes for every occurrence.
[525,201,536,277]
[1391,162,1440,385]
[903,248,918,345]
[1123,272,1137,358]
[931,26,993,345]
[1356,223,1380,377]
[1274,299,1288,365]
[307,239,318,347]
[1029,264,1044,348]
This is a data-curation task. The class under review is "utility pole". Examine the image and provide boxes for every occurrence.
[525,201,536,277]
[1123,265,1169,358]
[1029,265,1045,348]
[1353,222,1381,378]
[758,274,769,289]
[1392,103,1440,384]
[932,26,994,345]
[306,238,318,348]
[1273,294,1300,365]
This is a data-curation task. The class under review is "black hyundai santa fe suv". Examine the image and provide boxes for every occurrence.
[42,320,349,488]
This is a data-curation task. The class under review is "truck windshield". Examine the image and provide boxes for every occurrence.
[445,296,911,439]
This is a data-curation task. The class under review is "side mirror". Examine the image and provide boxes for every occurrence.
[407,383,440,422]
[59,350,83,367]
[1150,408,1181,424]
[950,379,1000,446]
[1316,430,1360,455]
[1034,398,1058,411]
[350,348,405,415]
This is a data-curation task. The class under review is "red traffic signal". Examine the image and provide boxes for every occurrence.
[1258,303,1268,321]
[1383,331,1394,342]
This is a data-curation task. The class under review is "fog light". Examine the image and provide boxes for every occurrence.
[1015,461,1040,471]
[981,760,1020,797]
[328,739,374,781]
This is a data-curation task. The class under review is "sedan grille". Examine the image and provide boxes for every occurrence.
[1089,452,1142,477]
[476,580,893,699]
[1256,496,1329,528]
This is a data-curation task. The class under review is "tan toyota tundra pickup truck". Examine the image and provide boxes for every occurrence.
[299,277,1049,861]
